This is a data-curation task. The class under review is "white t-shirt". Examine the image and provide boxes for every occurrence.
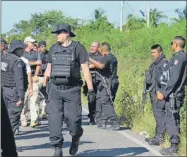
[20,56,31,73]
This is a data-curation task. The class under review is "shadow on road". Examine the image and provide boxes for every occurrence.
[18,141,95,151]
[15,133,49,140]
[76,147,149,156]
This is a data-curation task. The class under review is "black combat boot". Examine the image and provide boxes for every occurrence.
[54,147,63,157]
[97,120,107,129]
[69,137,80,155]
[145,134,163,146]
[160,143,178,156]
[109,120,120,130]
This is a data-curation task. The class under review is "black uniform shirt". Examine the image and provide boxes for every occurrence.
[89,51,103,62]
[13,59,26,100]
[162,50,187,98]
[99,53,116,78]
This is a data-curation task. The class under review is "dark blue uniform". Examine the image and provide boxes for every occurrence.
[95,54,120,130]
[106,53,119,102]
[160,50,186,148]
[1,53,27,134]
[46,41,88,154]
[145,53,169,145]
[1,91,18,157]
[88,51,103,123]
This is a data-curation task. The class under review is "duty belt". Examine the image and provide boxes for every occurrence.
[55,84,77,90]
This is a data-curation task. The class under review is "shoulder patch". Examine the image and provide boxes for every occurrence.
[174,60,179,65]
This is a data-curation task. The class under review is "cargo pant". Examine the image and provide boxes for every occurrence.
[45,83,83,148]
[21,77,43,125]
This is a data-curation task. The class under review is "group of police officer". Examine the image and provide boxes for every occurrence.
[144,36,186,156]
[1,23,186,157]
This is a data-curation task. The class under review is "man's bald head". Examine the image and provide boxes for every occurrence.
[90,41,100,53]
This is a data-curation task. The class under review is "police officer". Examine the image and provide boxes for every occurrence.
[43,24,95,156]
[144,44,169,145]
[86,41,103,125]
[1,91,18,157]
[21,36,42,127]
[101,43,119,102]
[1,40,28,135]
[89,42,120,130]
[157,36,187,155]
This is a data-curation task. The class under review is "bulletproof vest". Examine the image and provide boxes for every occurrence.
[1,53,18,87]
[155,59,170,87]
[50,41,81,85]
[23,51,39,75]
[40,52,48,75]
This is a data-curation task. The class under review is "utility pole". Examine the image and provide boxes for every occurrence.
[147,0,150,27]
[120,0,124,32]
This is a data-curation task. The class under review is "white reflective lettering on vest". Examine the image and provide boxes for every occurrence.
[1,62,8,71]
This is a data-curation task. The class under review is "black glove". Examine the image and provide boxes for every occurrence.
[87,90,96,104]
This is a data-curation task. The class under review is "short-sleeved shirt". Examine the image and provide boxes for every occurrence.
[48,41,88,65]
[24,51,41,62]
[100,54,112,78]
[88,51,103,62]
[88,51,103,71]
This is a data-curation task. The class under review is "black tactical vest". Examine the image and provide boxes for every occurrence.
[50,41,81,85]
[1,53,18,87]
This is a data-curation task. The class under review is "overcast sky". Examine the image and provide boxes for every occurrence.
[1,1,186,33]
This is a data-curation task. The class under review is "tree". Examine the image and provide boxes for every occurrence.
[124,8,167,30]
[8,10,80,36]
[80,8,114,32]
[172,8,187,22]
[94,8,105,21]
[149,8,167,27]
[123,14,146,31]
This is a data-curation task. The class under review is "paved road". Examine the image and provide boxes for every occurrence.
[15,107,163,156]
